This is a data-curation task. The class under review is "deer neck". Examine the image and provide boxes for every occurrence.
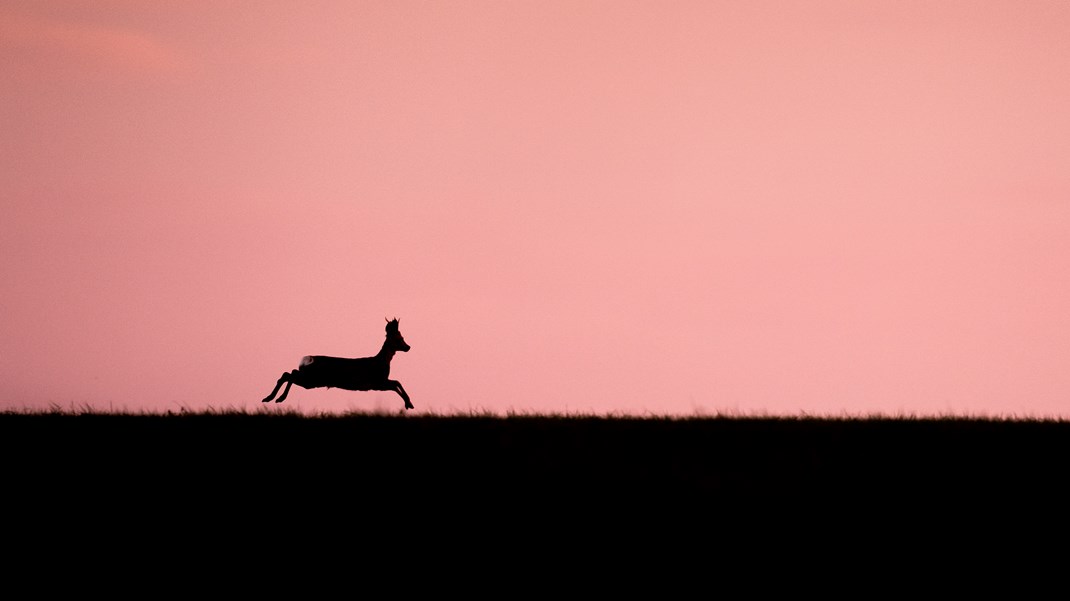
[375,340,397,361]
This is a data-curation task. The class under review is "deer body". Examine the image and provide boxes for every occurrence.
[262,318,413,409]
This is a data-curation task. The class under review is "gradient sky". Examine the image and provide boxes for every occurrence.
[3,1,1069,415]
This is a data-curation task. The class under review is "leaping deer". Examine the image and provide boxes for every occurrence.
[262,318,413,409]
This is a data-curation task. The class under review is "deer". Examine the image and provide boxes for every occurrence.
[262,318,414,409]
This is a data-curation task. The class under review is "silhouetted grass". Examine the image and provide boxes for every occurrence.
[12,407,1054,571]
[6,409,1068,515]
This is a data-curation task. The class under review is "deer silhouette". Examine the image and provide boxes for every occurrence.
[262,318,413,409]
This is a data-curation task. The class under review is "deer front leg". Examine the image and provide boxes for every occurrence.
[389,379,414,410]
[262,372,290,403]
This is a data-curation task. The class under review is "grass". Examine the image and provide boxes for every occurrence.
[10,406,1062,568]
[6,409,1069,498]
[6,405,1067,555]
[8,402,1065,420]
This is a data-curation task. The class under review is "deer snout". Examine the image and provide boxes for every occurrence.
[400,342,411,352]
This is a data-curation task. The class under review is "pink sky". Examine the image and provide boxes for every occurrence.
[2,1,1069,416]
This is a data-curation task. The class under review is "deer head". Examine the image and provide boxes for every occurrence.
[385,317,411,352]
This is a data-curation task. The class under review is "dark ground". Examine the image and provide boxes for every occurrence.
[7,412,1058,586]
[6,412,1068,512]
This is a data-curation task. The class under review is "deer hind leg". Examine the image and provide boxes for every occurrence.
[388,379,414,410]
[262,372,291,403]
[275,370,302,403]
